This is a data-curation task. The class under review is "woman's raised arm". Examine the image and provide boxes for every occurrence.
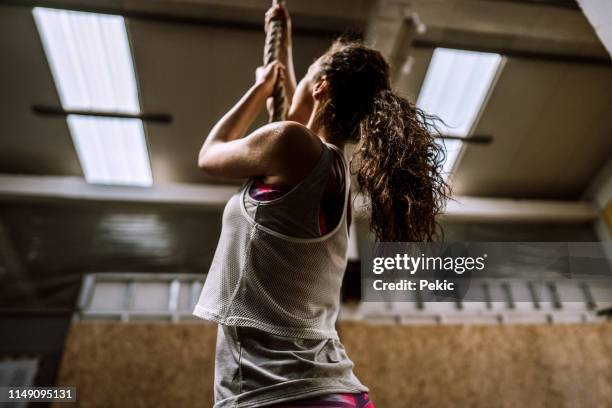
[197,62,284,176]
[197,61,321,181]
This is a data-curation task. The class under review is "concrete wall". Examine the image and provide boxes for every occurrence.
[54,322,612,408]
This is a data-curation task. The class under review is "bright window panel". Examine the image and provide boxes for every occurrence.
[34,8,152,186]
[67,115,152,186]
[417,48,501,173]
[33,7,140,112]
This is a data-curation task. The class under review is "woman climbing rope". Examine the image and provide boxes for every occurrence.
[192,3,449,407]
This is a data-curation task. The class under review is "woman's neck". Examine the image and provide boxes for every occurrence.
[307,115,344,150]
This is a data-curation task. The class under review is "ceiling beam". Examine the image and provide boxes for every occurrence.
[32,105,173,123]
[0,174,236,209]
[365,0,609,68]
[408,0,600,47]
[365,0,426,86]
[491,0,580,10]
[351,189,598,222]
[412,40,611,66]
[3,0,373,37]
[439,195,599,223]
[0,174,598,222]
[9,0,606,61]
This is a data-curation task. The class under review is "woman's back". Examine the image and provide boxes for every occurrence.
[194,141,368,407]
[194,140,352,339]
[244,140,351,238]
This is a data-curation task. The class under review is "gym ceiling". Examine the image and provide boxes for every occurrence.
[1,0,610,199]
[0,0,610,308]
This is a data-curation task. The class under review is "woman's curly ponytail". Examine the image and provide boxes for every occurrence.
[355,90,449,242]
[315,39,450,242]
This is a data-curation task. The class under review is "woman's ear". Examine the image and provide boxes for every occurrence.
[312,77,329,101]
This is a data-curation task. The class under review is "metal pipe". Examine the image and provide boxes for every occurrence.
[32,105,172,123]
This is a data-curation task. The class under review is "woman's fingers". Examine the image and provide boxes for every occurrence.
[256,61,286,92]
[277,63,286,81]
[268,61,285,82]
[273,61,286,81]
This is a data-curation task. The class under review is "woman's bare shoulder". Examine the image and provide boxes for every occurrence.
[257,121,324,183]
[266,120,323,158]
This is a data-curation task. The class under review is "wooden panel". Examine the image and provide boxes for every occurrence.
[342,322,612,407]
[55,322,612,408]
[54,323,217,408]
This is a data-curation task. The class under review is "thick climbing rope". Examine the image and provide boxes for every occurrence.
[263,0,287,122]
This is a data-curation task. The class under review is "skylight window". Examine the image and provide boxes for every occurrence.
[33,7,152,186]
[67,116,152,186]
[417,48,502,174]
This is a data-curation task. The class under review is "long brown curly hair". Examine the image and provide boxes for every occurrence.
[313,39,450,242]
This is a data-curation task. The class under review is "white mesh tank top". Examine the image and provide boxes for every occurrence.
[193,141,350,340]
